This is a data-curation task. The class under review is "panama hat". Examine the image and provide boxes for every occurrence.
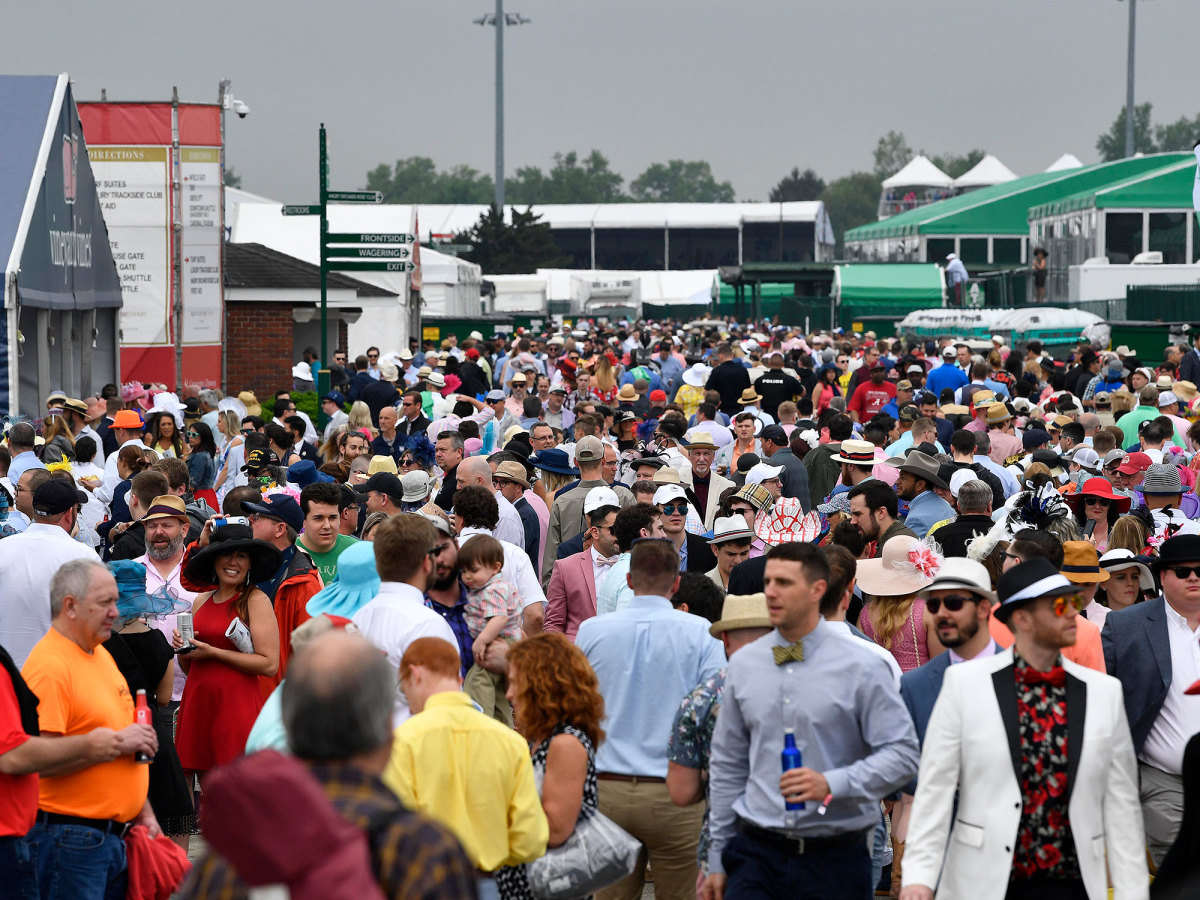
[916,557,996,603]
[709,593,772,638]
[139,495,190,524]
[830,439,877,466]
[739,387,762,405]
[708,515,754,546]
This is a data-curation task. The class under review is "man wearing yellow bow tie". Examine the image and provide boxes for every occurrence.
[701,542,920,900]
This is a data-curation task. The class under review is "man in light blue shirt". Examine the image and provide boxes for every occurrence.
[896,451,955,540]
[577,538,725,900]
[973,435,1020,499]
[595,503,665,615]
[704,542,919,900]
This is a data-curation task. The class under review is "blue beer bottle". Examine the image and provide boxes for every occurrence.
[782,728,804,827]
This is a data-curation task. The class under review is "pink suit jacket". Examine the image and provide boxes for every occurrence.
[544,550,598,641]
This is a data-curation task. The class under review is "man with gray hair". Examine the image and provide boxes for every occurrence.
[928,480,994,558]
[21,558,160,898]
[181,630,476,899]
[198,388,223,446]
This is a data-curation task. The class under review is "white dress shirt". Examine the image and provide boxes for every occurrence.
[0,524,98,669]
[458,526,545,611]
[1139,602,1200,775]
[590,546,618,588]
[947,638,999,665]
[351,582,460,724]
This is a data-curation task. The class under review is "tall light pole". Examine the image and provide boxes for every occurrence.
[1123,0,1137,157]
[475,4,529,209]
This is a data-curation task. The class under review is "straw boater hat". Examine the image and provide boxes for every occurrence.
[855,535,941,597]
[709,593,772,638]
[829,439,877,466]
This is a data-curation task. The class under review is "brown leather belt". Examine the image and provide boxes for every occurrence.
[597,772,666,783]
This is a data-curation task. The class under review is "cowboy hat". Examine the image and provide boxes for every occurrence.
[753,497,820,546]
[897,450,949,490]
[855,535,939,597]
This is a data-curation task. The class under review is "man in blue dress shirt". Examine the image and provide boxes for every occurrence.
[702,542,919,900]
[577,538,726,900]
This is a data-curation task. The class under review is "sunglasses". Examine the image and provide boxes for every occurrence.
[1083,496,1110,506]
[659,503,687,515]
[925,595,981,614]
[241,428,256,435]
[186,431,200,438]
[1167,566,1200,580]
[1049,593,1089,617]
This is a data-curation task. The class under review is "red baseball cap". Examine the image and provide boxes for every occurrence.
[1115,451,1152,475]
[649,389,667,403]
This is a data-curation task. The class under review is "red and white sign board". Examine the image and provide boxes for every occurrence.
[78,102,223,389]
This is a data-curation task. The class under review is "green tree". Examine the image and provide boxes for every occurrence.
[1155,113,1200,152]
[224,167,242,188]
[819,172,883,253]
[628,160,735,202]
[507,150,626,204]
[455,205,569,274]
[1096,103,1157,161]
[873,131,913,179]
[769,167,825,202]
[365,156,493,204]
[929,149,985,179]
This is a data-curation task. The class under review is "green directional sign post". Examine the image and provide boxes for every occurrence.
[281,124,414,427]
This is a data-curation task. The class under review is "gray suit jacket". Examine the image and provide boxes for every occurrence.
[769,447,812,512]
[1100,595,1171,755]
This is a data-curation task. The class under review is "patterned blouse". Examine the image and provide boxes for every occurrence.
[666,669,726,876]
[1011,651,1079,881]
[497,725,599,900]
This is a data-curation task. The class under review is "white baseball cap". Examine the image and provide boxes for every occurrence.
[746,463,783,486]
[583,486,620,515]
[653,484,687,506]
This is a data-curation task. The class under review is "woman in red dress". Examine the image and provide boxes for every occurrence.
[172,523,281,785]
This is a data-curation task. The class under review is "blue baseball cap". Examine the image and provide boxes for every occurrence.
[321,391,346,406]
[242,494,304,533]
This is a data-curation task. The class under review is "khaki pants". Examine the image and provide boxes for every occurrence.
[1139,761,1184,867]
[596,778,704,900]
[463,664,513,728]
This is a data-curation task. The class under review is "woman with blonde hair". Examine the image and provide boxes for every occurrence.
[1108,514,1149,554]
[346,400,374,436]
[41,413,76,463]
[589,354,619,405]
[854,536,945,672]
[213,410,246,497]
[498,633,605,900]
[528,448,579,505]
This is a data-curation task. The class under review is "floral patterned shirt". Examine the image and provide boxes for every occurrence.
[1011,651,1079,881]
[666,669,726,875]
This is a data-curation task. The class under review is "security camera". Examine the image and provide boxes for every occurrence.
[232,100,250,119]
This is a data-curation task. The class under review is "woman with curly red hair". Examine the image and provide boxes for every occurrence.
[497,633,605,900]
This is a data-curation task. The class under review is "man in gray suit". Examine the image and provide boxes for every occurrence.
[1102,533,1200,864]
[759,424,811,512]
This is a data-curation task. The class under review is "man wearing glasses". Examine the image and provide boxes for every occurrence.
[654,484,716,578]
[902,556,1145,900]
[394,391,432,444]
[365,346,382,380]
[1102,533,1200,865]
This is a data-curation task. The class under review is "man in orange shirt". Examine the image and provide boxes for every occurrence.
[990,534,1107,671]
[21,558,160,900]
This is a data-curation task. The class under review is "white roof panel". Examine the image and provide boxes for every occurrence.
[1045,153,1084,172]
[882,155,955,189]
[953,154,1019,188]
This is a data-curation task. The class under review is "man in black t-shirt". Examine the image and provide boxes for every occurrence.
[753,352,803,421]
[705,342,751,417]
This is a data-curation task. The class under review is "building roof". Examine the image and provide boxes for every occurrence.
[1027,155,1197,219]
[224,242,397,297]
[846,153,1192,243]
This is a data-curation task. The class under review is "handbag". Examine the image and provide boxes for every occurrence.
[525,807,641,900]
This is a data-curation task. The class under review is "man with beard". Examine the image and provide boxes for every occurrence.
[894,450,954,540]
[687,432,734,529]
[135,494,198,708]
[848,480,914,558]
[421,514,474,677]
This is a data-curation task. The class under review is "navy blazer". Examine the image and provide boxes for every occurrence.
[899,652,953,793]
[1100,595,1171,755]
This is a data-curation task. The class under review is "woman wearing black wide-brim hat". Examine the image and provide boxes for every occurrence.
[172,524,282,785]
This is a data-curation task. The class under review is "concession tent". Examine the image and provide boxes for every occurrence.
[1,74,122,417]
[882,156,955,190]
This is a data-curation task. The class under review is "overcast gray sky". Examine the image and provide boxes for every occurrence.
[9,0,1199,202]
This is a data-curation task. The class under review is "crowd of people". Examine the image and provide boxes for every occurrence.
[5,319,1200,898]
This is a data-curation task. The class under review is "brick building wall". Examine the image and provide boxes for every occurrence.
[225,302,295,401]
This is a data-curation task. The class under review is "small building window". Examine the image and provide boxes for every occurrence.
[1148,212,1188,264]
[1105,213,1143,264]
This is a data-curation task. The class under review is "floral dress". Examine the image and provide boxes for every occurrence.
[497,725,599,900]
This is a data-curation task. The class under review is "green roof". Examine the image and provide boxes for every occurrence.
[1027,155,1197,219]
[834,264,944,304]
[845,153,1192,243]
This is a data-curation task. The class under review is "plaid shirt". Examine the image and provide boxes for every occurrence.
[180,762,477,900]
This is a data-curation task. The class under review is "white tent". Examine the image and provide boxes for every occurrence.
[953,154,1018,189]
[1045,153,1084,173]
[882,155,955,190]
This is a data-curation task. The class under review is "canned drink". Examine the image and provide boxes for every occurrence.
[177,612,194,646]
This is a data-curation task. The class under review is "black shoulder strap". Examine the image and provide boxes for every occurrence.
[0,644,40,736]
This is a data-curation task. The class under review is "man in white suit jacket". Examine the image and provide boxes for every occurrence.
[901,558,1147,900]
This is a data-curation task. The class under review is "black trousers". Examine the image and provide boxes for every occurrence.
[1004,877,1088,900]
[721,830,871,900]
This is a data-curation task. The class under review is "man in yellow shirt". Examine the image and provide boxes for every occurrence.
[384,637,547,899]
[21,557,160,900]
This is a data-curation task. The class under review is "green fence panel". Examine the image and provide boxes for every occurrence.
[1125,285,1200,322]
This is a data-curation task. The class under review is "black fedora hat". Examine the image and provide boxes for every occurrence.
[994,557,1078,624]
[184,524,282,586]
[1153,534,1200,572]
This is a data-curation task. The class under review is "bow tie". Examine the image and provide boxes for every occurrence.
[595,555,618,568]
[773,642,805,666]
[1015,665,1066,688]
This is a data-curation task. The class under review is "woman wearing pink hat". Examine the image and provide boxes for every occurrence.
[1065,476,1130,554]
[854,536,946,672]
